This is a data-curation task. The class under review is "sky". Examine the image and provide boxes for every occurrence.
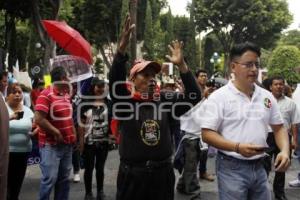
[167,0,300,30]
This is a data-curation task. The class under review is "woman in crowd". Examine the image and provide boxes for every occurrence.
[78,77,111,200]
[6,82,34,200]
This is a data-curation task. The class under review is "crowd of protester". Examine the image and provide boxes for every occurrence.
[0,16,300,200]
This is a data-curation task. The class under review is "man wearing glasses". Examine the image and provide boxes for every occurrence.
[199,42,290,200]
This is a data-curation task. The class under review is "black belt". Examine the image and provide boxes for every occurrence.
[218,151,265,164]
[121,157,173,169]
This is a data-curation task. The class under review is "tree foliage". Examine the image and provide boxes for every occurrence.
[194,0,292,74]
[278,30,300,50]
[136,0,167,40]
[0,0,32,70]
[260,48,272,69]
[172,16,199,69]
[185,0,197,71]
[143,1,154,59]
[77,0,122,67]
[267,45,300,84]
[160,7,174,55]
[202,33,223,75]
[120,0,129,37]
[79,0,122,46]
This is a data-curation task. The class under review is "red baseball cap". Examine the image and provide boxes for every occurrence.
[129,59,161,80]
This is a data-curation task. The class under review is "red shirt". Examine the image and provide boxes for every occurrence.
[31,88,42,106]
[35,86,75,146]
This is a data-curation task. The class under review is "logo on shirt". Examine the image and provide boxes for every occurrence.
[264,98,272,108]
[140,120,160,146]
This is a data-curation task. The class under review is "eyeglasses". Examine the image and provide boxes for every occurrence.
[199,74,207,78]
[233,61,261,69]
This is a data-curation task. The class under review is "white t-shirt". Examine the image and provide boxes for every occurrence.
[180,98,205,135]
[199,81,283,160]
[292,83,300,117]
[180,98,208,148]
[83,105,109,144]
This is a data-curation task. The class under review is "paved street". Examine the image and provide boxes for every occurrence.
[20,150,300,200]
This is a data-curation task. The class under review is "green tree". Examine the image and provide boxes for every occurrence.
[160,7,174,54]
[0,0,31,70]
[143,1,154,59]
[267,45,300,84]
[173,16,190,48]
[94,57,105,75]
[79,0,122,67]
[202,33,223,76]
[143,1,167,61]
[278,30,300,50]
[0,0,76,72]
[152,20,166,61]
[194,0,292,75]
[260,48,272,69]
[172,16,199,71]
[136,0,167,41]
[120,0,129,38]
[185,0,197,71]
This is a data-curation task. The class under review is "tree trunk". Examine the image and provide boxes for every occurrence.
[214,30,233,78]
[31,0,60,73]
[224,51,230,78]
[129,0,137,65]
[188,0,197,72]
[5,14,17,72]
[99,46,112,69]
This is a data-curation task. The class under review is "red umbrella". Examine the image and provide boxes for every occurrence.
[42,20,93,64]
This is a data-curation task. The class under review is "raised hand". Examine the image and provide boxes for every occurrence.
[165,40,188,73]
[118,14,135,55]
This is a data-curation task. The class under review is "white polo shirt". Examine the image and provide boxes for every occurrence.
[199,80,283,160]
[277,96,300,131]
[180,98,204,135]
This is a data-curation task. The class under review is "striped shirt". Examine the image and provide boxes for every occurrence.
[35,86,75,146]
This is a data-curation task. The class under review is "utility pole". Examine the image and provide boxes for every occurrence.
[129,0,137,64]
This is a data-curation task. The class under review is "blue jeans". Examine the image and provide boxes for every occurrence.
[216,153,271,200]
[39,144,73,200]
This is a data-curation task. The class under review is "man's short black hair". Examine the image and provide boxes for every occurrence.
[50,67,67,82]
[91,77,105,86]
[230,42,261,61]
[270,76,285,85]
[262,78,272,91]
[195,69,208,78]
[0,70,8,81]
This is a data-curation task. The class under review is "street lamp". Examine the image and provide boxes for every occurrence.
[210,52,221,74]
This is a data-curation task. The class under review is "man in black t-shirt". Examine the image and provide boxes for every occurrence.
[109,16,201,200]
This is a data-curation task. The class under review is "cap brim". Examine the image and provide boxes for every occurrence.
[144,61,161,74]
[129,61,162,80]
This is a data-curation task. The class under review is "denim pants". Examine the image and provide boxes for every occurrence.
[198,149,208,174]
[39,144,73,200]
[216,153,271,200]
